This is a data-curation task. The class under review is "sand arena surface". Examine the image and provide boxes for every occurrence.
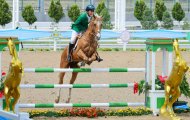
[2,51,190,120]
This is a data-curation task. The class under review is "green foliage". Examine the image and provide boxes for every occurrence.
[96,0,112,29]
[141,8,158,30]
[182,18,190,30]
[112,48,119,51]
[98,48,112,51]
[138,80,150,95]
[48,0,56,18]
[68,4,80,22]
[48,0,64,23]
[100,8,113,29]
[0,76,5,92]
[154,0,167,21]
[180,75,190,98]
[29,108,152,118]
[0,0,12,27]
[161,11,174,30]
[95,0,106,15]
[29,48,35,51]
[22,5,37,25]
[172,2,185,22]
[134,0,147,21]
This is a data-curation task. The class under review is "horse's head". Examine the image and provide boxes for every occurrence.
[7,38,15,56]
[90,15,102,40]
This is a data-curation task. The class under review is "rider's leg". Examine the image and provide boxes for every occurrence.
[68,30,79,62]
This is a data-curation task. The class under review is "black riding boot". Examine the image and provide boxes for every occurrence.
[96,55,103,62]
[67,43,75,62]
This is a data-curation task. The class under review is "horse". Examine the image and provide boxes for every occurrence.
[3,38,23,112]
[160,39,189,120]
[55,15,102,103]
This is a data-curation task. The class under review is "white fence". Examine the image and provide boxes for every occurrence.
[15,30,190,51]
[20,39,190,51]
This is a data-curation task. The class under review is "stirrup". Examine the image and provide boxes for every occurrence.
[67,55,72,62]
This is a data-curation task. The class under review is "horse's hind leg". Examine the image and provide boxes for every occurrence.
[4,86,11,111]
[168,87,180,116]
[160,83,171,116]
[12,87,20,113]
[66,63,79,103]
[55,60,69,103]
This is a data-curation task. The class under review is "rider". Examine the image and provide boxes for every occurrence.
[67,4,103,62]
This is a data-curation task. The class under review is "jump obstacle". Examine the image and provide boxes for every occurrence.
[0,37,175,119]
[24,67,145,72]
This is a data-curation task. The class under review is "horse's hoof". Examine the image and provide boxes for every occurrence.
[97,58,103,62]
[55,98,60,103]
[80,62,85,66]
[66,98,71,103]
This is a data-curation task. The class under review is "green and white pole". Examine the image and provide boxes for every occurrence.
[24,68,145,73]
[20,83,134,89]
[18,102,145,108]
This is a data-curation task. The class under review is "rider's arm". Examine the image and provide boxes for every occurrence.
[74,14,84,25]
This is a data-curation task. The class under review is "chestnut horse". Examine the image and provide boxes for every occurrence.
[55,16,102,103]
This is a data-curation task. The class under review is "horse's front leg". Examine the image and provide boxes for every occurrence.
[4,85,11,111]
[88,52,97,62]
[77,49,89,62]
[66,63,79,103]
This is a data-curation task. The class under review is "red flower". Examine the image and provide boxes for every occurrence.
[134,82,138,94]
[158,75,167,84]
[0,91,4,98]
[2,72,6,76]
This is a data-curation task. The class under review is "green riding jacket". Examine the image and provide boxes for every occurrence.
[71,12,89,33]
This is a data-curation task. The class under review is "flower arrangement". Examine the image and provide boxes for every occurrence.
[138,75,190,98]
[28,107,152,118]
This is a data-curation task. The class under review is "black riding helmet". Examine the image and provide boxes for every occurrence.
[86,5,95,12]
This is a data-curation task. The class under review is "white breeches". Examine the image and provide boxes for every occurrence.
[70,30,82,44]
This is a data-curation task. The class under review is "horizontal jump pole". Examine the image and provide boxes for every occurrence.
[24,68,145,73]
[20,83,135,88]
[18,102,145,108]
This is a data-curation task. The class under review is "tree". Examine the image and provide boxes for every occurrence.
[95,0,106,15]
[172,2,185,23]
[154,0,166,22]
[161,11,173,30]
[22,5,37,26]
[141,8,158,30]
[48,0,64,23]
[182,18,190,30]
[96,0,112,29]
[134,0,147,21]
[0,0,12,27]
[100,8,113,29]
[68,4,80,22]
